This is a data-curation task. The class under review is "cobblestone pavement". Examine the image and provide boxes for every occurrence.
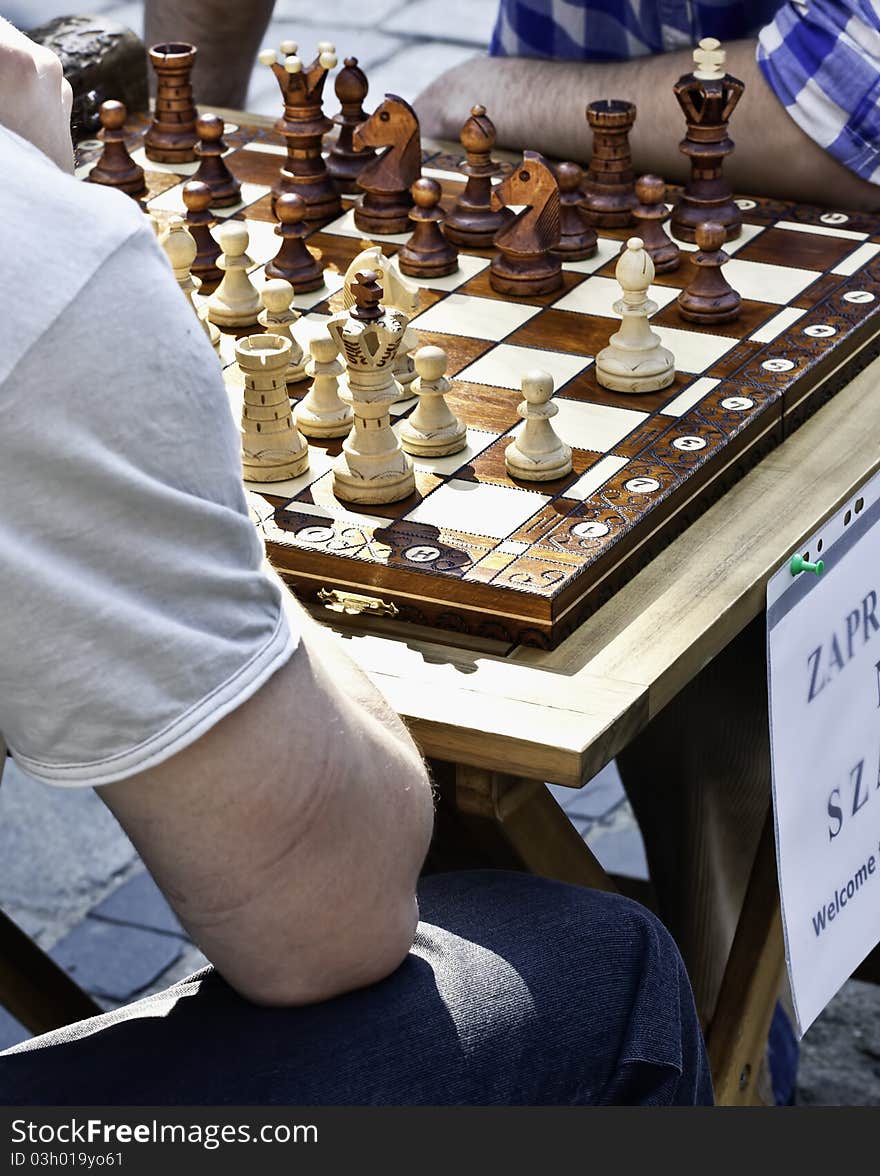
[3,0,879,1107]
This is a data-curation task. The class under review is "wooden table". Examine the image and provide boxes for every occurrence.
[32,107,873,1103]
[311,343,880,1105]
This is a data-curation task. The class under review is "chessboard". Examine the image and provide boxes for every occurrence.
[77,113,880,649]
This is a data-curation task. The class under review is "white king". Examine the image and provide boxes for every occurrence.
[327,270,416,504]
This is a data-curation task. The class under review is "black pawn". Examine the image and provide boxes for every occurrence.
[444,104,513,248]
[192,113,241,207]
[265,193,325,292]
[677,220,741,324]
[327,56,376,195]
[553,161,597,260]
[398,177,459,278]
[633,174,680,273]
[87,100,146,197]
[182,180,223,286]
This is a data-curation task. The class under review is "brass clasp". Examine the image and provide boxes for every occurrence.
[317,588,399,617]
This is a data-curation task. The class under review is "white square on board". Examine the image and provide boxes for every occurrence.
[520,398,647,453]
[131,148,200,177]
[832,242,880,275]
[721,257,817,304]
[236,141,288,157]
[237,218,284,267]
[285,472,396,531]
[320,208,411,245]
[406,478,550,540]
[553,275,679,317]
[659,376,721,417]
[775,219,868,242]
[720,222,766,255]
[389,252,490,292]
[749,306,806,343]
[242,446,335,499]
[565,455,630,500]
[652,325,738,373]
[390,426,500,474]
[458,343,590,391]
[149,180,266,218]
[561,236,623,274]
[412,293,541,341]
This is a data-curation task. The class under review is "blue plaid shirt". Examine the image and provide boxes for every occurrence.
[490,1,880,183]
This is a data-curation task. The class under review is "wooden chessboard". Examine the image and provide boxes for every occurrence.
[78,115,880,648]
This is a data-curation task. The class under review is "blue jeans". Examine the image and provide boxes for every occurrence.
[1,871,713,1105]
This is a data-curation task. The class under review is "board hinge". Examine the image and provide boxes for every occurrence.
[317,587,400,618]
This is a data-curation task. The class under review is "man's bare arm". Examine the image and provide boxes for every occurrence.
[100,600,435,1007]
[415,39,880,212]
[145,0,275,108]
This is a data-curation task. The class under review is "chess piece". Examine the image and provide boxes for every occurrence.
[342,246,421,392]
[677,220,741,324]
[582,99,638,228]
[206,220,261,327]
[444,104,514,248]
[353,95,422,235]
[144,42,199,163]
[294,329,354,439]
[489,151,562,296]
[258,279,308,382]
[671,37,745,242]
[632,174,680,273]
[505,369,572,482]
[326,56,376,194]
[398,177,459,278]
[596,237,675,394]
[192,113,241,207]
[553,161,597,260]
[182,180,222,285]
[326,270,415,504]
[87,100,145,197]
[265,193,325,291]
[159,216,220,353]
[237,333,309,481]
[257,40,342,222]
[399,346,466,458]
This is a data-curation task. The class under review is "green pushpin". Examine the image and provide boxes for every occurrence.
[790,553,824,576]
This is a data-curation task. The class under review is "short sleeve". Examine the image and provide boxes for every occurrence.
[489,1,781,61]
[758,1,880,182]
[0,225,298,786]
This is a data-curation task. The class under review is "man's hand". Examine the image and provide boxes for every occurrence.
[0,18,73,172]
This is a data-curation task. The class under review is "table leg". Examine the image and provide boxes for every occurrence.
[0,909,102,1036]
[706,805,785,1105]
[429,760,617,893]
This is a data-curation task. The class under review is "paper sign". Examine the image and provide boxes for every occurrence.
[767,468,880,1035]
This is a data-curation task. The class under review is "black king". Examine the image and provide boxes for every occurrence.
[670,37,745,243]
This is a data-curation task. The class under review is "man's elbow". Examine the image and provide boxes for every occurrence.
[234,894,422,1009]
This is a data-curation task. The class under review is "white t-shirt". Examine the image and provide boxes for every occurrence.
[0,124,298,787]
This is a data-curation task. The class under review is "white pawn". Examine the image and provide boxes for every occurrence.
[399,346,466,457]
[207,220,262,327]
[294,330,353,439]
[595,237,675,394]
[236,333,308,481]
[159,215,220,353]
[258,279,307,383]
[505,369,572,482]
